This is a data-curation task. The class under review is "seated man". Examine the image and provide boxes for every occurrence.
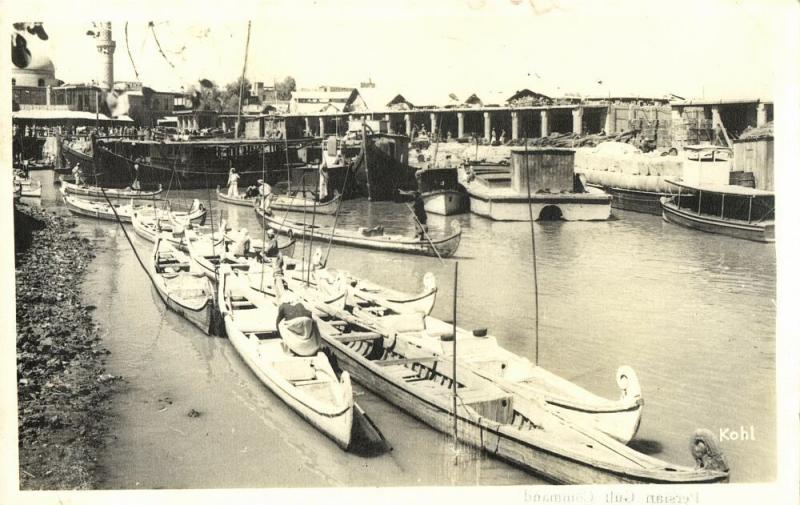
[260,228,280,260]
[229,228,251,257]
[273,273,320,357]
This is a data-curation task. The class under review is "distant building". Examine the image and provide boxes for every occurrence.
[288,87,358,114]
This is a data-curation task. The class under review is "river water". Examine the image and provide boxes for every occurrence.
[26,170,776,487]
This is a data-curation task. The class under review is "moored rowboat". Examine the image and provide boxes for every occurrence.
[255,205,461,258]
[132,211,224,252]
[217,267,360,450]
[61,187,206,224]
[60,175,163,199]
[150,238,215,334]
[298,294,729,483]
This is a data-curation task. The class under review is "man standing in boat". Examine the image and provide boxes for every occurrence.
[131,161,141,191]
[227,167,240,197]
[412,191,428,241]
[72,162,83,186]
[258,178,273,208]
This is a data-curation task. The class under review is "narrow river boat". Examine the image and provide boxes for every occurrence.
[150,238,215,334]
[255,205,461,258]
[296,295,729,483]
[60,175,162,199]
[217,268,360,450]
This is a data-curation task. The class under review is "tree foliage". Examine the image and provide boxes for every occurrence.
[188,77,251,112]
[276,76,296,101]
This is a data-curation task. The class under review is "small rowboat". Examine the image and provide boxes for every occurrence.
[255,205,461,258]
[347,272,438,316]
[351,299,643,444]
[61,187,206,224]
[132,211,224,253]
[268,192,341,216]
[217,267,361,450]
[216,187,257,207]
[59,175,163,199]
[337,271,642,443]
[187,234,296,280]
[217,186,342,215]
[296,293,729,484]
[150,238,215,334]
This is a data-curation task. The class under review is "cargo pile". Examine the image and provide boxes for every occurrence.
[14,204,116,489]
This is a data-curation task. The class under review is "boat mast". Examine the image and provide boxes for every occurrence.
[523,139,540,365]
[235,21,252,139]
[451,261,459,446]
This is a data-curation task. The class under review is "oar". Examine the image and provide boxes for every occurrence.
[403,202,444,263]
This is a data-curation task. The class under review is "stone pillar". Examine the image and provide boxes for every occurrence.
[511,111,519,140]
[604,106,615,134]
[756,103,767,126]
[457,112,465,139]
[430,112,438,138]
[540,109,549,138]
[304,117,310,134]
[484,111,492,141]
[710,106,722,128]
[384,114,393,134]
[404,113,412,136]
[572,107,583,134]
[319,116,326,137]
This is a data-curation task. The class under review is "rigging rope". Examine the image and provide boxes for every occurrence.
[523,138,540,366]
[124,22,140,80]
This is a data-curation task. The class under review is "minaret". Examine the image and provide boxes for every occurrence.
[95,22,115,90]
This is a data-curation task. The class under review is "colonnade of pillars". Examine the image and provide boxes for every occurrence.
[298,101,770,141]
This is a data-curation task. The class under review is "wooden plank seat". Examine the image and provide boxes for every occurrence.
[334,332,382,343]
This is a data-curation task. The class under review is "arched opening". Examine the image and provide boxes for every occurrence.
[37,78,45,87]
[538,205,563,221]
[12,78,16,86]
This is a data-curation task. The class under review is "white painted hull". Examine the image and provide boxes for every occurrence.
[466,183,612,221]
[422,190,468,216]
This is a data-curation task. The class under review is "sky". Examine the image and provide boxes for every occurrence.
[12,0,791,101]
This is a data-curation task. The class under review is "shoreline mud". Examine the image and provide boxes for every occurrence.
[14,203,116,490]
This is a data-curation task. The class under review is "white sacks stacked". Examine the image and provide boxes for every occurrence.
[575,142,683,193]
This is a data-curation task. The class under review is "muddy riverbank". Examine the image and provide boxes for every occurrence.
[14,203,117,490]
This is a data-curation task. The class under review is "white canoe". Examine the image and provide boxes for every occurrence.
[350,299,643,444]
[60,175,163,199]
[151,238,215,334]
[61,187,206,224]
[217,268,358,450]
[300,295,729,484]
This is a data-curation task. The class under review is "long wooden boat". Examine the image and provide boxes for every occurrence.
[186,235,295,280]
[216,187,257,207]
[60,175,162,199]
[346,271,438,316]
[217,186,342,215]
[585,183,672,216]
[349,299,643,444]
[297,294,729,483]
[150,238,215,334]
[132,211,224,252]
[61,187,206,224]
[661,179,775,243]
[295,269,438,316]
[255,205,461,258]
[217,268,359,450]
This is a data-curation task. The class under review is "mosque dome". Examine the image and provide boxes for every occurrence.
[12,51,58,87]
